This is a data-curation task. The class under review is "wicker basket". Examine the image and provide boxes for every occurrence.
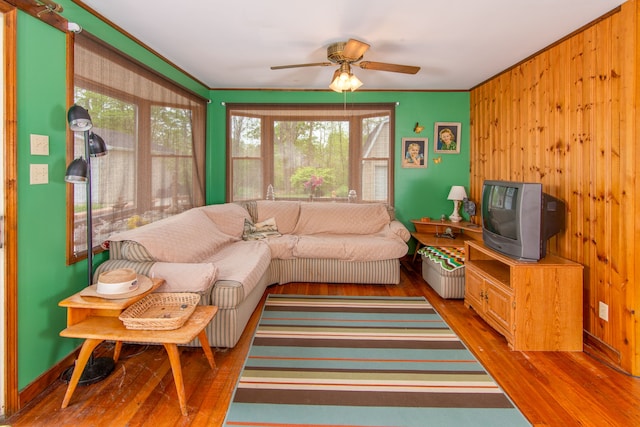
[119,293,200,330]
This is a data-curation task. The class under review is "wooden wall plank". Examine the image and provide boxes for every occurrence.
[569,32,585,265]
[594,18,611,342]
[581,23,598,336]
[469,1,638,375]
[620,0,640,375]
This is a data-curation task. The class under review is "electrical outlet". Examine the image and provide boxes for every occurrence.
[30,134,49,156]
[598,301,609,321]
[30,164,48,185]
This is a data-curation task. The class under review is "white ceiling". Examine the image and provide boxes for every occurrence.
[78,0,625,91]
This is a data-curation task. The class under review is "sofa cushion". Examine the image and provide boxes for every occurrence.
[293,202,390,235]
[263,234,299,259]
[198,203,251,238]
[109,208,234,263]
[203,240,271,298]
[293,233,408,261]
[256,200,301,234]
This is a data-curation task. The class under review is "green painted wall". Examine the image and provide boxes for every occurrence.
[14,2,209,389]
[16,12,73,389]
[13,1,468,390]
[207,90,470,231]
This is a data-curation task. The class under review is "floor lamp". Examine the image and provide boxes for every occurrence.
[61,105,115,385]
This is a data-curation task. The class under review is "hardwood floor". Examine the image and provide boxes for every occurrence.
[4,258,640,426]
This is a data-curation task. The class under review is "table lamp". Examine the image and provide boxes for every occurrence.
[447,186,467,222]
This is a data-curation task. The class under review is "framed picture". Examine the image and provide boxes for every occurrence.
[434,122,461,153]
[401,138,428,168]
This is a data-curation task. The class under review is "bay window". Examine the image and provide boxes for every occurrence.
[227,103,395,203]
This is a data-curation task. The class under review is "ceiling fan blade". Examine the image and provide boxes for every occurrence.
[271,62,332,70]
[356,61,420,74]
[342,39,370,61]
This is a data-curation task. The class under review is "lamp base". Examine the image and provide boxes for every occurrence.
[60,355,115,386]
[449,200,462,222]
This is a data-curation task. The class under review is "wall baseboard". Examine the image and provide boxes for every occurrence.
[18,348,79,408]
[583,331,623,372]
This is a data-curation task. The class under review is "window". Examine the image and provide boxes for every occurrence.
[68,33,207,264]
[227,104,395,203]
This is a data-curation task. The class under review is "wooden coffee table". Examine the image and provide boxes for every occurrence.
[59,282,217,416]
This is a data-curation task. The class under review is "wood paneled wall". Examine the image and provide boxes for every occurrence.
[469,0,639,375]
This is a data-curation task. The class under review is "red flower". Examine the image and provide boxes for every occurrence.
[304,175,323,194]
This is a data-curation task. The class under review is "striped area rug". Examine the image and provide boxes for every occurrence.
[224,295,531,427]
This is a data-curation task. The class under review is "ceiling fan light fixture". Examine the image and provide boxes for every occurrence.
[273,38,419,91]
[329,64,363,93]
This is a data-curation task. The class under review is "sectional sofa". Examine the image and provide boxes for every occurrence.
[96,200,410,348]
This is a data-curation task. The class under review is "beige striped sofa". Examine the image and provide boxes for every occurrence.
[96,200,410,348]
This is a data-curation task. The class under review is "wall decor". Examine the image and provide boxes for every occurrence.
[401,137,428,168]
[434,122,461,153]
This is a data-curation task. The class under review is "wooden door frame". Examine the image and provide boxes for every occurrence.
[1,0,18,416]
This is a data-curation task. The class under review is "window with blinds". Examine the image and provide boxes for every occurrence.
[68,32,206,264]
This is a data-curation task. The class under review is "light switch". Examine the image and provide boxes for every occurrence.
[30,134,49,156]
[30,164,48,185]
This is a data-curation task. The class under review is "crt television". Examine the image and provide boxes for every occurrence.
[481,180,566,261]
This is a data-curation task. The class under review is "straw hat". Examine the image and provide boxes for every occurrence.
[80,268,153,299]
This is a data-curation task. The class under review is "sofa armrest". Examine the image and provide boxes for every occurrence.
[94,260,217,304]
[390,220,411,242]
[149,262,217,294]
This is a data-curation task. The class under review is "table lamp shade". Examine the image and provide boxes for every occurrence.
[447,185,468,201]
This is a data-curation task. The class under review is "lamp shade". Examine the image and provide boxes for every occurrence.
[329,69,343,92]
[347,73,363,91]
[88,132,108,157]
[329,63,363,93]
[64,157,88,183]
[67,105,93,132]
[447,185,468,201]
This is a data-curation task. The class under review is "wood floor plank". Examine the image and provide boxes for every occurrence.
[3,258,639,426]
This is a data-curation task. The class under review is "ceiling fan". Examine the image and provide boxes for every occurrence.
[270,38,420,92]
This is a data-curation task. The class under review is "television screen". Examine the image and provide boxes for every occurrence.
[484,185,518,240]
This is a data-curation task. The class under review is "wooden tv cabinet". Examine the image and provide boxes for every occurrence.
[464,240,583,351]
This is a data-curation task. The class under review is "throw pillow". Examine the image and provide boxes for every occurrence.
[242,217,281,240]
